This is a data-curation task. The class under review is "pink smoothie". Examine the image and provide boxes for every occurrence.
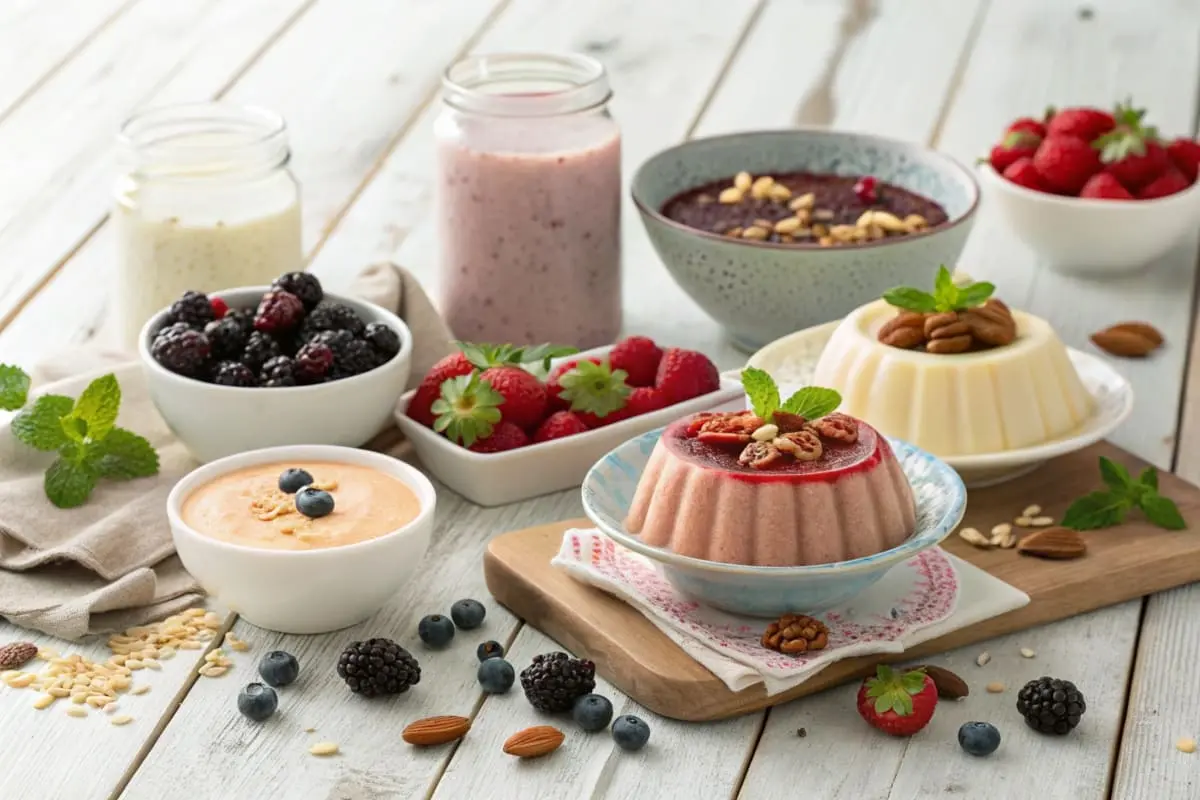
[435,118,622,348]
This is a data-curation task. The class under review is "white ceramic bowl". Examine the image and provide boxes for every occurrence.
[167,445,435,634]
[978,163,1200,276]
[139,287,412,463]
[393,344,747,507]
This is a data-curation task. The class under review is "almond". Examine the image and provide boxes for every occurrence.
[1017,527,1087,559]
[402,715,471,746]
[1090,322,1163,358]
[915,664,969,699]
[1108,321,1164,347]
[503,725,565,758]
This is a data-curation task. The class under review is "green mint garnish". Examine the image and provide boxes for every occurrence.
[882,265,995,314]
[2,365,160,508]
[1061,456,1186,531]
[0,364,31,411]
[741,366,841,422]
[455,341,579,372]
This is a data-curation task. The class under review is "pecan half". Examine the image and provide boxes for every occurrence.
[806,412,859,444]
[774,430,823,461]
[924,311,972,354]
[771,410,808,433]
[878,311,926,349]
[738,441,785,469]
[762,614,830,654]
[964,298,1016,347]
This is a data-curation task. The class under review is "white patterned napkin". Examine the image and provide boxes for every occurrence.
[553,529,1030,696]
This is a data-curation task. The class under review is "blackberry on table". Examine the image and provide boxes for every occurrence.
[272,272,324,310]
[294,342,334,384]
[151,325,211,377]
[204,317,250,360]
[519,651,596,713]
[363,322,401,360]
[331,339,379,379]
[301,301,366,339]
[1016,677,1086,735]
[212,361,257,387]
[241,331,282,373]
[254,290,305,334]
[260,356,297,387]
[166,290,215,329]
[336,638,420,697]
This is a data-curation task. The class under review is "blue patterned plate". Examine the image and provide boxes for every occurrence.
[580,429,967,617]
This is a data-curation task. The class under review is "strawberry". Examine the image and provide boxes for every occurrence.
[406,351,475,427]
[856,665,938,737]
[469,420,529,453]
[626,386,668,416]
[608,336,664,387]
[1006,116,1048,139]
[547,357,598,411]
[430,373,503,448]
[1166,137,1200,182]
[479,366,547,431]
[532,410,590,443]
[1032,136,1101,195]
[654,348,720,404]
[1096,103,1170,190]
[1045,106,1115,142]
[985,130,1041,173]
[1079,172,1134,200]
[1000,157,1046,192]
[554,358,631,427]
[1137,168,1192,199]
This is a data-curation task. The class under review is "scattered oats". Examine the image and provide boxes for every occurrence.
[1014,516,1034,527]
[33,693,55,709]
[1177,737,1196,754]
[65,706,87,718]
[986,682,1006,693]
[991,523,1012,537]
[1022,504,1042,517]
[1030,516,1054,527]
[110,715,133,726]
[131,685,150,696]
[976,651,991,667]
[1020,647,1036,659]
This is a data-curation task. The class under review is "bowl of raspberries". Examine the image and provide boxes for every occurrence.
[139,272,411,462]
[393,335,745,506]
[978,100,1200,275]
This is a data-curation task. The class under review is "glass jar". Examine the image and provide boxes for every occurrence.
[434,53,622,349]
[112,102,302,348]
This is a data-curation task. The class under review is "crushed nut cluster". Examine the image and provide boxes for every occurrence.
[762,614,830,654]
[686,410,859,470]
[703,171,928,246]
[250,478,336,535]
[878,298,1017,354]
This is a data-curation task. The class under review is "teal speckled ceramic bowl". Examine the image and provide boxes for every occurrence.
[632,129,979,351]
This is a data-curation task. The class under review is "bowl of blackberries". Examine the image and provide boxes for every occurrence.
[139,272,412,462]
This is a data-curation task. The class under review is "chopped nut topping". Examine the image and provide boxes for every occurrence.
[762,614,829,654]
[805,412,858,444]
[773,430,823,461]
[738,441,785,470]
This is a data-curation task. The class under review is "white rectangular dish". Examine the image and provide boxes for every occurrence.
[393,344,746,507]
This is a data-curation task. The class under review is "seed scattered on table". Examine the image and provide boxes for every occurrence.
[131,685,150,696]
[1022,504,1042,517]
[1019,647,1036,659]
[304,727,316,733]
[986,682,1006,693]
[65,706,87,718]
[991,523,1012,537]
[1014,516,1034,527]
[110,715,133,726]
[33,693,56,709]
[958,527,991,548]
[1029,516,1055,527]
[310,742,339,756]
[976,652,991,667]
[1177,737,1197,754]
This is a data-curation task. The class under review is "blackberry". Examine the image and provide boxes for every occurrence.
[305,328,354,352]
[151,325,211,377]
[363,322,401,361]
[241,331,282,373]
[519,652,596,713]
[294,342,334,384]
[260,355,297,387]
[301,301,366,339]
[204,317,249,360]
[212,361,257,387]
[166,290,215,329]
[223,308,256,335]
[254,290,305,334]
[331,339,379,379]
[272,271,324,310]
[1016,677,1086,735]
[336,638,420,697]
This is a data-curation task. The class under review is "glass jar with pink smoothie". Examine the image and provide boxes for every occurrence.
[434,53,622,349]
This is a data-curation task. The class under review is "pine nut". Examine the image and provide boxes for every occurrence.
[1022,504,1042,517]
[733,171,752,191]
[718,187,743,204]
[309,742,339,756]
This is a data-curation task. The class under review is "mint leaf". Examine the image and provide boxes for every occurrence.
[515,344,579,371]
[740,367,780,420]
[882,287,937,313]
[67,373,120,441]
[955,282,995,309]
[1140,493,1186,530]
[43,457,97,509]
[781,386,841,420]
[932,266,960,311]
[85,428,159,479]
[60,414,88,443]
[0,364,30,411]
[1099,456,1135,492]
[11,394,75,451]
[1061,490,1131,530]
[1139,466,1158,492]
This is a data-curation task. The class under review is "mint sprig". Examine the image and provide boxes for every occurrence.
[741,366,841,422]
[883,265,995,314]
[2,364,160,508]
[1061,456,1185,531]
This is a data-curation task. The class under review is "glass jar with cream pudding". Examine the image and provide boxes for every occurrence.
[113,103,302,348]
[435,53,622,349]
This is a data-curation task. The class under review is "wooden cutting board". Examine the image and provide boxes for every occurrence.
[483,441,1200,721]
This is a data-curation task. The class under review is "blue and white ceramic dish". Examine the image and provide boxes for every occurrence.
[581,428,967,618]
[632,129,979,352]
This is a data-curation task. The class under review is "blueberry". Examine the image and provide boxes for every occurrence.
[611,715,650,751]
[572,694,614,732]
[258,650,300,687]
[418,614,455,647]
[450,599,486,630]
[278,468,313,494]
[477,658,515,694]
[237,682,278,722]
[295,488,335,518]
[477,641,505,662]
[958,721,1001,756]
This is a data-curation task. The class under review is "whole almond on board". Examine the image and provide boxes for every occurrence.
[402,716,471,746]
[1090,322,1163,358]
[503,725,565,758]
[914,664,970,699]
[1017,527,1087,560]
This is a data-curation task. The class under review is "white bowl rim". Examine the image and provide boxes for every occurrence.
[977,162,1200,209]
[138,285,414,394]
[581,431,966,577]
[631,126,982,252]
[166,444,436,558]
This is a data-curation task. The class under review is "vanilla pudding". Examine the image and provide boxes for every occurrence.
[181,461,420,551]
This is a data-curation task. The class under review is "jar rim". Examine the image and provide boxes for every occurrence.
[441,52,611,118]
[117,102,289,176]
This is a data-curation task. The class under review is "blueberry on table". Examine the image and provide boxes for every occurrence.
[258,650,300,687]
[418,614,455,647]
[278,468,314,494]
[476,641,504,662]
[450,599,486,630]
[572,694,614,732]
[611,715,650,751]
[958,721,1001,756]
[237,682,278,722]
[295,488,334,518]
[477,658,515,694]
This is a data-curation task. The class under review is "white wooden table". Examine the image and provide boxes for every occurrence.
[0,1,1197,797]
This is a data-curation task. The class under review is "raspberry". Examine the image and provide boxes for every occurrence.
[260,356,297,387]
[151,325,211,377]
[204,317,249,360]
[301,302,366,339]
[272,272,324,310]
[166,291,215,329]
[853,176,879,204]
[294,342,334,384]
[608,336,663,387]
[212,361,257,387]
[363,322,402,361]
[241,331,282,373]
[254,290,305,334]
[209,297,229,319]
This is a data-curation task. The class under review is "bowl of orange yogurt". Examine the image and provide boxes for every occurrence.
[167,445,435,634]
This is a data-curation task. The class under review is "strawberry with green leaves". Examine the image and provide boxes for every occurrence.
[431,373,505,449]
[856,665,938,737]
[1095,102,1171,191]
[985,130,1042,173]
[552,358,632,429]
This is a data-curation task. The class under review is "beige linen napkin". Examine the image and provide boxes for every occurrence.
[0,264,452,639]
